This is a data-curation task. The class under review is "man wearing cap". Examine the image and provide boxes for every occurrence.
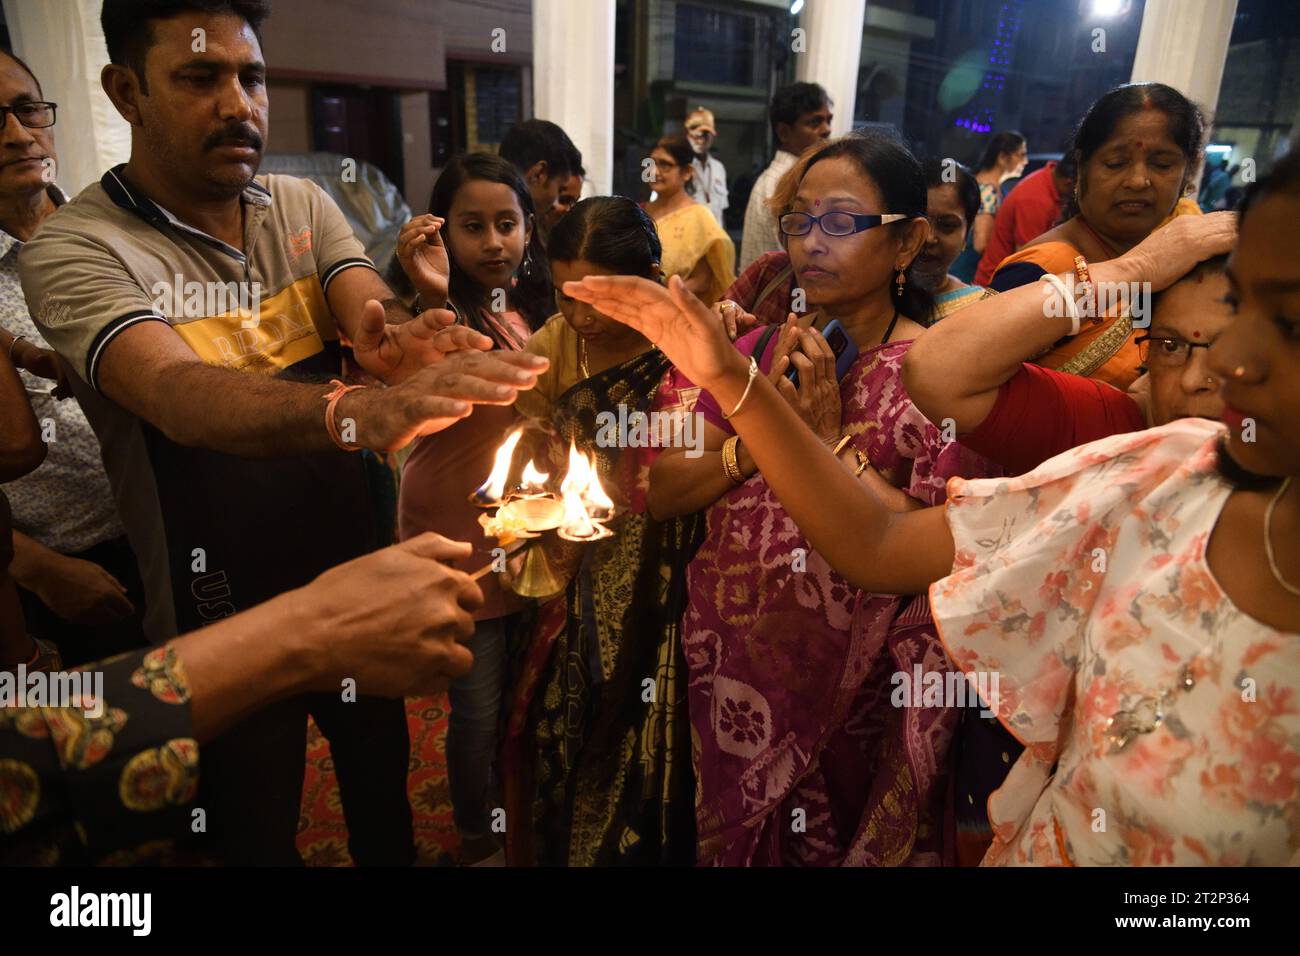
[685,107,728,228]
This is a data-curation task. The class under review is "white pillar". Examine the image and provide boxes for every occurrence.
[795,0,866,137]
[2,0,130,196]
[1130,0,1237,126]
[532,0,615,196]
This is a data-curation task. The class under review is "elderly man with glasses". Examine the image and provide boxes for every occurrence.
[0,49,150,675]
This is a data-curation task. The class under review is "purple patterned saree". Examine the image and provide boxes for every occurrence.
[684,334,998,866]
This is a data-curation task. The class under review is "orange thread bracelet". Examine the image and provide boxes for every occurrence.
[323,379,366,450]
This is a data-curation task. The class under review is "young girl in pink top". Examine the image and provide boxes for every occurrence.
[395,152,553,865]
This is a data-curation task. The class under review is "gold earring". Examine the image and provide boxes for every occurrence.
[895,270,906,296]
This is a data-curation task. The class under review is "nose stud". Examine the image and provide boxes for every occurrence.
[1233,365,1247,379]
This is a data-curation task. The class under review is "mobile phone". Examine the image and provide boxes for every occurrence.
[785,319,859,388]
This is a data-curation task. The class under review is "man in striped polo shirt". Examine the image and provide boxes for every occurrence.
[19,0,547,864]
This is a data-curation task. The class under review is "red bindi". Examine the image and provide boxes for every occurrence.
[1192,331,1201,338]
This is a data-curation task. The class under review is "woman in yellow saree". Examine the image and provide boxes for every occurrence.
[644,134,736,305]
[502,197,703,865]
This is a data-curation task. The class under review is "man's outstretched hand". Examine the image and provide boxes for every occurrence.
[341,348,551,452]
[352,298,494,385]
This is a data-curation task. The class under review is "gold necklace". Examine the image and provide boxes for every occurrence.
[1265,477,1300,597]
[578,336,591,379]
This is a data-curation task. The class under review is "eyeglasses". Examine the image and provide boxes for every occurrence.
[1135,334,1213,368]
[779,211,908,238]
[651,158,680,170]
[0,102,57,130]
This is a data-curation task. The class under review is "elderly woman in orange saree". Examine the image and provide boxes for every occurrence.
[987,83,1206,389]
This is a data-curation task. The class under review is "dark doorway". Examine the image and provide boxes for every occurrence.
[311,85,405,193]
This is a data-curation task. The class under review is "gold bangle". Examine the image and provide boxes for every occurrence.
[722,435,745,484]
[829,434,851,456]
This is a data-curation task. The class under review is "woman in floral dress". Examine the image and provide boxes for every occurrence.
[561,147,1300,865]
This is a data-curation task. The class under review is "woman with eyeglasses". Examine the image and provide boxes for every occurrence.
[643,133,735,305]
[645,132,999,866]
[563,146,1300,867]
[907,211,1235,478]
[719,143,991,334]
[902,209,1235,863]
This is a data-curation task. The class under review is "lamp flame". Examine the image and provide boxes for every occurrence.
[560,441,590,496]
[583,460,614,517]
[521,460,550,492]
[559,440,615,519]
[472,427,524,503]
[560,485,595,537]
